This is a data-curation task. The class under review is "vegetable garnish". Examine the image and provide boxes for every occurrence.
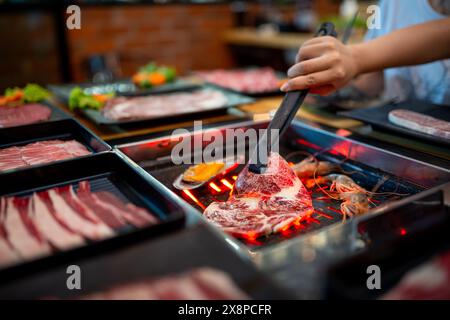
[0,84,50,107]
[132,62,177,89]
[68,87,115,111]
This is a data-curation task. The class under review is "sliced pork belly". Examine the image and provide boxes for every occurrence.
[31,193,84,250]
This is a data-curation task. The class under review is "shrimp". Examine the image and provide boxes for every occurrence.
[291,156,339,178]
[327,174,367,194]
[313,174,371,219]
[339,192,369,218]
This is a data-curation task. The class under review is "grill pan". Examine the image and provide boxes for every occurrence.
[118,120,450,252]
[0,152,186,281]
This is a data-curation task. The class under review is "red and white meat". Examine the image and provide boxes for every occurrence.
[0,103,51,128]
[388,109,450,140]
[77,268,248,300]
[0,181,157,268]
[0,139,91,172]
[196,68,281,93]
[102,90,228,121]
[204,153,314,239]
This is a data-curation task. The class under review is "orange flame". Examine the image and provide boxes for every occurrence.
[182,189,206,210]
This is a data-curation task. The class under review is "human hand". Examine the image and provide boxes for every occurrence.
[281,36,360,95]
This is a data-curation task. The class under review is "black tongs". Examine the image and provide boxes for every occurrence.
[249,22,337,174]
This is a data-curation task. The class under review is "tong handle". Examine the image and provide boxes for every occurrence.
[249,22,337,174]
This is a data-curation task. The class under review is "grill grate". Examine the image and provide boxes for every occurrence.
[143,144,423,250]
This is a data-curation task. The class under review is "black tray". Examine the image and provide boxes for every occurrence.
[0,118,111,172]
[48,78,202,102]
[0,223,289,299]
[0,152,186,282]
[0,100,70,129]
[339,100,450,147]
[77,86,254,126]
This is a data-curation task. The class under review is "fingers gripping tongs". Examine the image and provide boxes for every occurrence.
[248,22,337,174]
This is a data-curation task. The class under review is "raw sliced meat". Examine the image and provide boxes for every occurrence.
[0,201,20,267]
[102,90,228,121]
[388,109,450,140]
[46,189,113,240]
[57,185,108,225]
[0,139,91,172]
[76,182,128,229]
[4,198,51,259]
[0,237,19,267]
[95,191,157,227]
[75,268,248,300]
[0,103,51,128]
[30,193,84,250]
[204,153,314,239]
[196,68,281,93]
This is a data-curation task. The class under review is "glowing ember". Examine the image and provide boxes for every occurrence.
[209,182,222,192]
[182,189,206,210]
[220,179,234,190]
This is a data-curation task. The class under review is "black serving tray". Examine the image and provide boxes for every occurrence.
[48,78,202,102]
[0,152,186,282]
[0,118,111,172]
[0,223,289,299]
[76,86,254,126]
[339,100,450,147]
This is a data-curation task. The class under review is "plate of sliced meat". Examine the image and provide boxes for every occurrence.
[0,119,110,173]
[340,100,450,147]
[0,101,69,129]
[195,67,285,97]
[79,87,254,126]
[0,152,186,279]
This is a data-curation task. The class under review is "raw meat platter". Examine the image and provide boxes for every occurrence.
[0,118,110,173]
[195,68,285,97]
[0,100,70,129]
[0,152,186,280]
[339,99,450,147]
[77,86,254,126]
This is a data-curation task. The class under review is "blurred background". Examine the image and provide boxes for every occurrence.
[0,0,372,91]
